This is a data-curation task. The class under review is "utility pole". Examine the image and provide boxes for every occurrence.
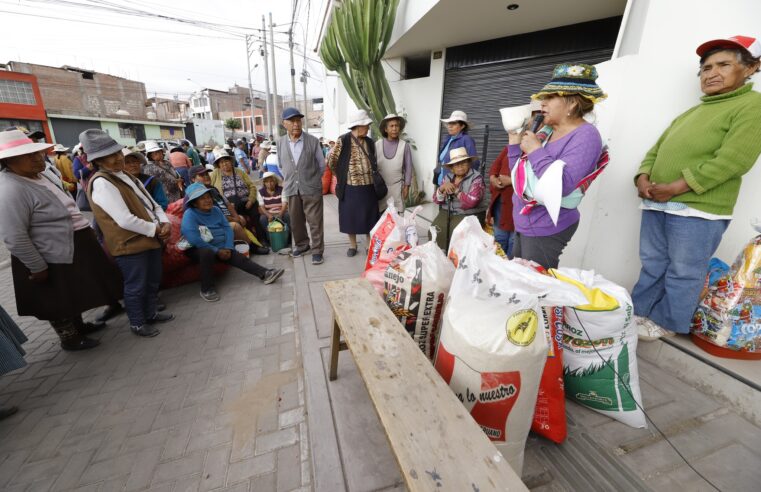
[288,29,298,112]
[261,15,273,138]
[269,12,279,131]
[245,34,257,135]
[301,68,309,135]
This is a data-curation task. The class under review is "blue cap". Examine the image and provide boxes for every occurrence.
[281,107,304,120]
[183,182,213,209]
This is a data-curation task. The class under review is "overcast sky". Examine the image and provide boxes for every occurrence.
[0,0,327,101]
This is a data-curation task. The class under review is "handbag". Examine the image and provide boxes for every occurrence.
[75,180,91,211]
[352,135,387,199]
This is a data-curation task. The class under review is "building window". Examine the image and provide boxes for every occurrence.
[403,53,431,79]
[118,123,136,138]
[0,79,36,105]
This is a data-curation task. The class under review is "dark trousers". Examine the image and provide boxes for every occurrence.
[235,202,269,245]
[512,222,579,269]
[114,248,162,327]
[186,248,268,292]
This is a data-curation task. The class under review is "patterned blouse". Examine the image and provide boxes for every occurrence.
[327,135,373,187]
[143,160,183,203]
[221,174,250,202]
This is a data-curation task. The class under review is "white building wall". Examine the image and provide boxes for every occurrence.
[561,0,761,289]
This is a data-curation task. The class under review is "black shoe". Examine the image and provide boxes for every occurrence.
[156,303,166,312]
[94,303,123,324]
[311,254,324,265]
[347,247,357,257]
[252,246,271,255]
[146,312,174,324]
[263,268,285,285]
[80,321,106,335]
[0,406,18,421]
[130,325,160,337]
[61,337,100,351]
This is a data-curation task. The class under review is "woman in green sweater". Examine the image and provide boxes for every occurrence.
[633,35,761,340]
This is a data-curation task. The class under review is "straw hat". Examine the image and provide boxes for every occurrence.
[0,129,53,160]
[53,143,70,153]
[443,147,477,167]
[347,110,373,129]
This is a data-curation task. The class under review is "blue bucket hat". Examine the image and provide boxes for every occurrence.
[183,182,213,209]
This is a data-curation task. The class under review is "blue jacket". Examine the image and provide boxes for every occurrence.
[181,206,233,252]
[72,156,92,181]
[437,132,480,185]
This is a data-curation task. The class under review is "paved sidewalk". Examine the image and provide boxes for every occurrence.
[0,244,311,491]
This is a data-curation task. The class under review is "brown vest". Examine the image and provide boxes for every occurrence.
[87,171,161,256]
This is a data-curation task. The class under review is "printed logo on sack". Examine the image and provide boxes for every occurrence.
[506,309,538,346]
[434,343,521,442]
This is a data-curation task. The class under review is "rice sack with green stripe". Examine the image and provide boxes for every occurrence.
[552,268,646,428]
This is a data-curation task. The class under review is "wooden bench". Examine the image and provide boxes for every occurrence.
[324,277,527,492]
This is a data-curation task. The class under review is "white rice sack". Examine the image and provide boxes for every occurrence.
[384,229,455,360]
[434,228,586,474]
[554,268,646,429]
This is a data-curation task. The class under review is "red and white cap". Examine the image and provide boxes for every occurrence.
[696,35,761,58]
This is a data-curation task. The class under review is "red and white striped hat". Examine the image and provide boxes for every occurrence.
[0,129,53,160]
[696,35,761,58]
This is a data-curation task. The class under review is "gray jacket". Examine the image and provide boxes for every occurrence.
[0,170,75,273]
[277,132,324,197]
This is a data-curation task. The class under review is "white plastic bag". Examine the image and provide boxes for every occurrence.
[446,215,497,268]
[363,199,420,294]
[384,228,455,360]
[553,268,646,429]
[434,221,587,474]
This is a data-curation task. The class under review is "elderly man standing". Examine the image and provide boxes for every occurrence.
[277,107,326,265]
[633,35,761,341]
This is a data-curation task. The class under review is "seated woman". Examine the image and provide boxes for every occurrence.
[209,149,269,247]
[181,183,285,302]
[257,171,290,245]
[431,147,486,250]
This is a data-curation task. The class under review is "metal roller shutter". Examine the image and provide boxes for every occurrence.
[441,47,614,167]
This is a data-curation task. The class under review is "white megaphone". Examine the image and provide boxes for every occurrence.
[499,104,531,133]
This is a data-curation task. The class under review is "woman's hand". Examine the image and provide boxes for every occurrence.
[636,174,653,199]
[486,214,494,226]
[217,249,232,260]
[266,212,274,222]
[157,222,171,241]
[648,179,690,203]
[28,269,48,283]
[245,200,254,210]
[439,182,456,195]
[507,131,522,145]
[520,131,542,154]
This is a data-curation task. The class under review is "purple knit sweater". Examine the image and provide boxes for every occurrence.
[508,123,602,237]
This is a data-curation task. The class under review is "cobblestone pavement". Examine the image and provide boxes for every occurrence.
[0,245,312,492]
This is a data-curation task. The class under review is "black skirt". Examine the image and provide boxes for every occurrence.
[11,228,124,321]
[338,184,380,235]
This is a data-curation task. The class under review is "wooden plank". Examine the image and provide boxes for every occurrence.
[324,278,527,492]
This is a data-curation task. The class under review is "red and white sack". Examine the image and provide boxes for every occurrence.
[531,306,567,443]
[433,221,586,473]
[383,228,455,360]
[362,200,420,294]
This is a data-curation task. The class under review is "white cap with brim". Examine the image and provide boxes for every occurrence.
[261,171,282,184]
[441,110,469,125]
[144,140,162,154]
[0,129,53,160]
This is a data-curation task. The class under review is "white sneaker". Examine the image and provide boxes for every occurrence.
[636,317,675,341]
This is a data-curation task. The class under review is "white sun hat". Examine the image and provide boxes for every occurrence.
[53,143,70,152]
[346,109,373,129]
[0,129,53,160]
[440,110,470,126]
[144,140,162,154]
